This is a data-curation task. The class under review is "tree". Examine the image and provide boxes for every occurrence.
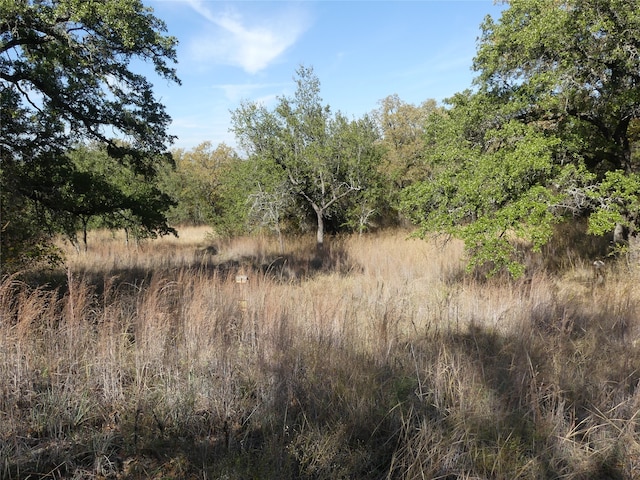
[374,95,440,190]
[402,0,640,276]
[1,0,179,271]
[247,179,292,253]
[402,92,564,277]
[160,142,240,226]
[372,95,443,227]
[68,144,176,249]
[475,0,640,234]
[231,66,382,249]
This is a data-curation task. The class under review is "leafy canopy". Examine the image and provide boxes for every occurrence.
[1,0,179,163]
[160,142,240,227]
[231,65,382,247]
[475,0,640,174]
[1,0,179,271]
[402,0,640,276]
[68,145,176,248]
[402,94,564,277]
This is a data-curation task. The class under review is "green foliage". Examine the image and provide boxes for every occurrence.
[475,0,640,174]
[373,95,441,222]
[231,66,383,246]
[245,158,293,241]
[586,171,640,236]
[0,191,63,272]
[402,95,565,276]
[211,156,259,237]
[1,0,178,271]
[59,144,176,248]
[160,142,241,227]
[1,0,178,166]
[403,0,640,276]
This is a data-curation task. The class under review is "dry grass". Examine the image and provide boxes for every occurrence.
[2,226,640,479]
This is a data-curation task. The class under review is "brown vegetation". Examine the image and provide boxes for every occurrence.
[2,226,640,479]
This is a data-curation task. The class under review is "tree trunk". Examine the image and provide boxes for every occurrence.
[275,222,285,254]
[614,222,629,245]
[81,217,89,253]
[613,117,632,173]
[314,206,324,250]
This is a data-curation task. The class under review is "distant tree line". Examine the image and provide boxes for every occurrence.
[159,66,437,249]
[2,0,639,277]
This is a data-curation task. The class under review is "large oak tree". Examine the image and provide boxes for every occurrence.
[476,0,640,240]
[476,0,640,174]
[403,0,640,276]
[1,0,179,271]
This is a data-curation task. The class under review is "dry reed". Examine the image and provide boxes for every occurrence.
[2,227,640,479]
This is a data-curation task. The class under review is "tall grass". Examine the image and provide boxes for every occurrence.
[2,227,640,479]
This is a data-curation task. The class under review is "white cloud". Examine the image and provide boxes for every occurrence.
[185,0,310,74]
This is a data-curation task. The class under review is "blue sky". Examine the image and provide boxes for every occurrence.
[144,1,506,151]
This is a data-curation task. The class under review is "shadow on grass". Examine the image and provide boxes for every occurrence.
[430,310,637,479]
[22,236,360,298]
[5,255,640,479]
[2,337,414,479]
[4,324,637,479]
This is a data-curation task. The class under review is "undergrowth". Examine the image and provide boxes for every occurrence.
[2,227,640,479]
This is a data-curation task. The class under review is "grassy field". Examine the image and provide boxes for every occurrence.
[2,226,640,479]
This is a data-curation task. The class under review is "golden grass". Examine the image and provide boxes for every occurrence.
[3,226,640,479]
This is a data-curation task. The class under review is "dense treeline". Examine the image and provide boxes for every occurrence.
[161,67,423,246]
[2,0,640,276]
